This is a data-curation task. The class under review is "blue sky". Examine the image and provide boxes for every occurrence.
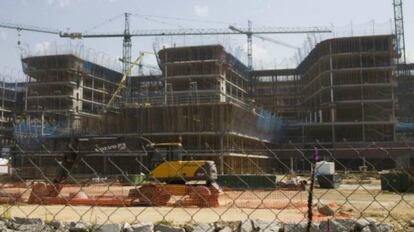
[0,0,413,81]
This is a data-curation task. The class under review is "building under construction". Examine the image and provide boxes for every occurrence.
[8,34,414,174]
[254,35,397,144]
[101,45,282,174]
[20,54,122,137]
[0,80,17,147]
[0,78,25,149]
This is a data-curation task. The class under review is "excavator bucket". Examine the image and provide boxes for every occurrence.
[28,183,63,204]
[128,183,222,207]
[188,183,222,207]
[129,184,172,206]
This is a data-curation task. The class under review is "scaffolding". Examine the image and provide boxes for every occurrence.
[101,45,283,174]
[19,53,123,138]
[253,35,398,144]
[0,78,18,147]
[9,35,413,174]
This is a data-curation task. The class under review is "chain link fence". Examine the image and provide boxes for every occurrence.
[0,139,413,232]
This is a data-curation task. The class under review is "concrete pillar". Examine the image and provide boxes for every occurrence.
[319,109,323,122]
[219,134,224,175]
[41,113,44,136]
[219,79,226,102]
[329,42,336,143]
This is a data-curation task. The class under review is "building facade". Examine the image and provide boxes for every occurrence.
[20,54,122,137]
[103,45,283,174]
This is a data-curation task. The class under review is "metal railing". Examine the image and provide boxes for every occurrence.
[124,90,250,109]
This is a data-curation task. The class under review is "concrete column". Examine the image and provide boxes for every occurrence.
[41,112,44,136]
[319,109,323,123]
[164,52,168,105]
[329,42,336,143]
[219,134,224,175]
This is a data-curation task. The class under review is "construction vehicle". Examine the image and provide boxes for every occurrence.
[27,136,221,207]
[146,142,218,184]
[133,142,221,206]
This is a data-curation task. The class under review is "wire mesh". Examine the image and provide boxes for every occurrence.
[0,140,413,232]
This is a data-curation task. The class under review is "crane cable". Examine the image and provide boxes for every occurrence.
[131,12,238,26]
[83,13,124,33]
[131,14,183,28]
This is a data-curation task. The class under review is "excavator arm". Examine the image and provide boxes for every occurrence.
[27,136,154,204]
[53,143,81,184]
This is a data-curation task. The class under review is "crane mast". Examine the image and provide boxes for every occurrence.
[393,0,406,65]
[247,20,253,71]
[123,13,132,97]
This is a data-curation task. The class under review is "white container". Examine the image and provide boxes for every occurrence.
[315,161,335,175]
[0,158,9,175]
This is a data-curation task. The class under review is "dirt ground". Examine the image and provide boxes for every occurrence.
[1,180,414,230]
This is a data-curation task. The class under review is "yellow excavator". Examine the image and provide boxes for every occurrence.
[147,143,218,184]
[27,136,221,207]
[135,142,221,207]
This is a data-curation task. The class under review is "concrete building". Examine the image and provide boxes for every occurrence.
[12,35,414,175]
[102,45,283,174]
[254,35,397,144]
[20,54,122,137]
[0,80,18,147]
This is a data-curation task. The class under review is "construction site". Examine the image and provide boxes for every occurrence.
[0,1,414,231]
[3,35,408,174]
[5,35,411,173]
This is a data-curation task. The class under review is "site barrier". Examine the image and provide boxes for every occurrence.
[0,141,413,232]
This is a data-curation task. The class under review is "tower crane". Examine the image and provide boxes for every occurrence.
[229,20,300,69]
[393,0,406,65]
[253,34,299,50]
[60,15,331,71]
[0,21,61,49]
[1,15,331,73]
[0,22,61,35]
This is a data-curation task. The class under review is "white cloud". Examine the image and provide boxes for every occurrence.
[193,5,209,17]
[46,0,72,8]
[251,43,273,69]
[19,0,28,6]
[407,51,414,63]
[34,41,51,54]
